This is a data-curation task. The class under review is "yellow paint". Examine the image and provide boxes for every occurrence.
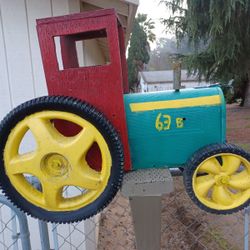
[4,111,112,212]
[176,118,184,128]
[155,113,186,131]
[155,113,171,131]
[163,115,171,130]
[192,153,250,210]
[130,95,221,112]
[155,113,163,131]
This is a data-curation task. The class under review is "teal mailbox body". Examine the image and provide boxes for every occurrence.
[124,87,226,170]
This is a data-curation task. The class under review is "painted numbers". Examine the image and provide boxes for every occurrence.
[176,118,184,128]
[155,113,171,131]
[155,113,185,131]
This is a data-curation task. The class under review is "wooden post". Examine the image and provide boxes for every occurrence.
[173,61,181,90]
[121,169,174,250]
[171,54,183,91]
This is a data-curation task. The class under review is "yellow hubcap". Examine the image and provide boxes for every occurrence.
[41,153,70,178]
[193,153,250,210]
[214,174,230,186]
[4,111,112,211]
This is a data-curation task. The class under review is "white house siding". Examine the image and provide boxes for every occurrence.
[140,79,208,93]
[0,1,99,249]
[0,0,85,120]
[147,82,208,92]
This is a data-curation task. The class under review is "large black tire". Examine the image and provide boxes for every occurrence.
[184,143,250,214]
[0,96,124,223]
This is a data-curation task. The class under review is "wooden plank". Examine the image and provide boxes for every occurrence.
[51,0,69,15]
[0,0,35,107]
[81,2,101,12]
[68,0,81,14]
[26,0,52,97]
[118,14,127,28]
[82,0,129,17]
[0,4,12,119]
[124,0,139,5]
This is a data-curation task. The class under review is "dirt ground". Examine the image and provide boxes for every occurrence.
[226,103,250,151]
[98,104,250,250]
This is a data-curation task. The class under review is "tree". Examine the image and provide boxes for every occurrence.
[148,37,194,71]
[162,0,250,106]
[127,14,155,91]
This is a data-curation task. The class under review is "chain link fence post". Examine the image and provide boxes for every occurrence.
[244,206,250,250]
[0,195,31,250]
[52,223,60,250]
[38,220,51,250]
[11,210,18,250]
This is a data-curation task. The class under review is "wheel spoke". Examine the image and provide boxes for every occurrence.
[41,181,63,209]
[212,185,234,206]
[195,175,215,197]
[27,117,58,147]
[221,155,241,175]
[66,128,95,161]
[228,170,250,190]
[7,152,41,176]
[198,158,221,175]
[68,163,102,190]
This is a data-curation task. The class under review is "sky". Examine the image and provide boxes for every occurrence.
[137,0,172,48]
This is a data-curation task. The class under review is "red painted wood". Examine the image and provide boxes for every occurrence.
[60,36,79,69]
[36,8,131,171]
[118,25,129,93]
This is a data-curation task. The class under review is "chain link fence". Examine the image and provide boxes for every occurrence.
[99,176,248,250]
[0,195,31,250]
[0,175,249,250]
[0,207,20,250]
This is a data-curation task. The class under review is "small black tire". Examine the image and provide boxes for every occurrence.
[183,143,250,214]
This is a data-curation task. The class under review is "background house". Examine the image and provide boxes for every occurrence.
[0,0,138,249]
[139,70,209,92]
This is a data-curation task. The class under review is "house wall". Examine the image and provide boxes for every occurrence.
[140,79,208,93]
[81,3,107,67]
[0,0,73,119]
[0,0,102,249]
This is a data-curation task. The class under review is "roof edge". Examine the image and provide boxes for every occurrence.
[124,0,139,5]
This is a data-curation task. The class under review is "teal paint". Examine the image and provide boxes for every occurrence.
[124,87,226,170]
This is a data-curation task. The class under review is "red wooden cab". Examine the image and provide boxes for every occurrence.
[36,9,131,171]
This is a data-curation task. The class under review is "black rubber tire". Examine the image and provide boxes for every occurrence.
[0,96,124,223]
[183,143,250,214]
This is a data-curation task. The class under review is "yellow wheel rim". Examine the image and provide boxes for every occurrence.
[4,111,112,211]
[193,153,250,210]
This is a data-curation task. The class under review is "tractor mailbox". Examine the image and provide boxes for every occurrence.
[0,9,249,223]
